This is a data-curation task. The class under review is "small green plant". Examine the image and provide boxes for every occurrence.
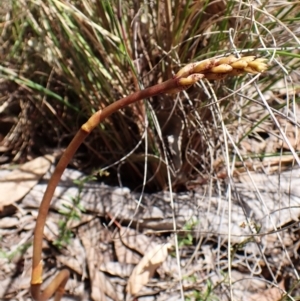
[185,280,218,301]
[0,241,31,262]
[53,205,76,249]
[178,218,199,248]
[53,175,95,249]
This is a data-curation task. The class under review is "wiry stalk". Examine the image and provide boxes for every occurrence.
[30,56,268,301]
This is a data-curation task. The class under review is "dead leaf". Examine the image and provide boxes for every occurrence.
[79,224,119,301]
[114,233,141,264]
[126,243,171,296]
[0,155,54,210]
[81,234,106,301]
[56,238,86,276]
[119,227,156,255]
[247,280,285,301]
[0,216,19,228]
[99,262,135,278]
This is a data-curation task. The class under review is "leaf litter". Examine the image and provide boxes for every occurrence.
[0,164,300,300]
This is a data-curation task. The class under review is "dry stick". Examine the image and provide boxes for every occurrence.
[30,56,268,301]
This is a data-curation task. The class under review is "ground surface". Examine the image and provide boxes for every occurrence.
[1,159,300,300]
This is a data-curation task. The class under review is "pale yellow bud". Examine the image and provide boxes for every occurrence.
[230,60,248,69]
[210,64,233,73]
[178,73,205,85]
[175,62,195,78]
[239,56,256,63]
[248,60,268,72]
[244,66,259,74]
[168,73,205,94]
[217,55,238,65]
[192,59,216,73]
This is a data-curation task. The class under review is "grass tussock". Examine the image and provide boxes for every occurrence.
[1,0,299,192]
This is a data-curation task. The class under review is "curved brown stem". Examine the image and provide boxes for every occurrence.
[30,55,268,300]
[30,78,180,300]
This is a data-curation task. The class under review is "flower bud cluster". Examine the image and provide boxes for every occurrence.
[175,55,268,87]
